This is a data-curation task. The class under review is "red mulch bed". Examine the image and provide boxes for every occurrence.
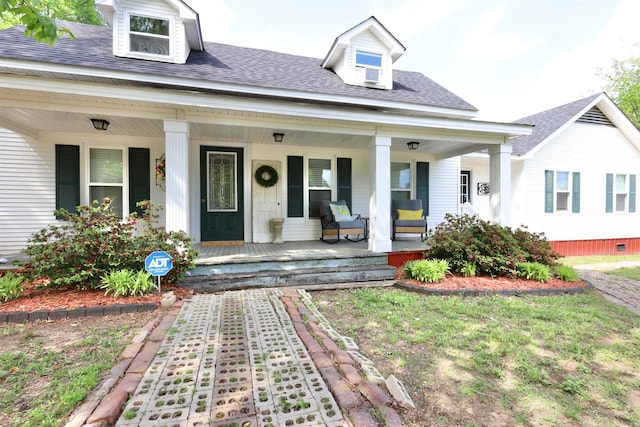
[0,280,193,313]
[395,267,589,292]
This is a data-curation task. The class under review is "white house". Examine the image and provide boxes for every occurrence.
[461,93,640,255]
[0,0,530,256]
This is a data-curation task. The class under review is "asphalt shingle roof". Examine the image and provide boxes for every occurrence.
[0,21,477,113]
[510,93,602,155]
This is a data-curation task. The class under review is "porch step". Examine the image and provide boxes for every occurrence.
[186,254,390,276]
[180,264,397,292]
[181,254,396,292]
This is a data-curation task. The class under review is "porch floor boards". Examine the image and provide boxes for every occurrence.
[194,239,426,265]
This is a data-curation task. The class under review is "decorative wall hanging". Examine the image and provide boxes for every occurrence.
[477,182,490,195]
[155,153,166,191]
[254,164,279,187]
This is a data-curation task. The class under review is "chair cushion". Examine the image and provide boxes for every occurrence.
[397,209,423,220]
[395,219,426,227]
[330,203,352,222]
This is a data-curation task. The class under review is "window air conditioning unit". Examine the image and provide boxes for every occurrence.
[364,67,380,83]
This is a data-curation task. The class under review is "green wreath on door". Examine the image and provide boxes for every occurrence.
[254,165,279,187]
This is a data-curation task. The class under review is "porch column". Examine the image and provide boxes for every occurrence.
[163,120,190,233]
[488,143,512,226]
[368,135,392,253]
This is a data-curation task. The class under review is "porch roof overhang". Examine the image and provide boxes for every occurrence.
[0,68,532,158]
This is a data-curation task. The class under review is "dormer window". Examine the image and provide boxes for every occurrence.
[129,15,171,57]
[355,50,382,84]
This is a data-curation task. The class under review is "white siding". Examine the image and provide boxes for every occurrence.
[113,0,189,64]
[523,123,640,240]
[0,130,56,254]
[428,157,460,229]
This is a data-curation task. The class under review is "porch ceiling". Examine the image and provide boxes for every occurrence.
[0,88,505,157]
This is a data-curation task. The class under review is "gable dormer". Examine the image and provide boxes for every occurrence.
[96,0,203,64]
[322,16,405,90]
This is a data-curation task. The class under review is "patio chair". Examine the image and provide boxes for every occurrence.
[319,200,367,243]
[392,199,427,240]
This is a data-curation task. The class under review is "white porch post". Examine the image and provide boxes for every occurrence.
[488,143,512,226]
[368,135,392,253]
[163,120,190,233]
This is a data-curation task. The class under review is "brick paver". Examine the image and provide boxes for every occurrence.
[578,267,640,316]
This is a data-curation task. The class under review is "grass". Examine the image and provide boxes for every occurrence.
[561,254,640,280]
[560,254,640,267]
[313,287,640,426]
[0,321,142,427]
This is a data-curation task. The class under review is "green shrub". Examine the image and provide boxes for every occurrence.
[20,200,197,289]
[426,214,560,277]
[404,259,449,283]
[460,262,477,277]
[0,272,24,302]
[553,265,580,282]
[517,262,551,282]
[101,269,156,297]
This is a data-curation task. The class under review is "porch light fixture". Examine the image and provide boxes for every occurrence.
[90,118,110,131]
[407,141,420,150]
[273,132,284,143]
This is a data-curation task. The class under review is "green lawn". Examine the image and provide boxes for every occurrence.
[561,254,640,280]
[313,287,640,427]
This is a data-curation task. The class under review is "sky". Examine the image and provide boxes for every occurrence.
[186,0,640,122]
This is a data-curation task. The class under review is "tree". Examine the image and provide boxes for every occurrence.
[0,0,105,45]
[602,54,640,128]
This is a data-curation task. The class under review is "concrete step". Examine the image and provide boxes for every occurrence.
[181,264,397,292]
[187,254,389,277]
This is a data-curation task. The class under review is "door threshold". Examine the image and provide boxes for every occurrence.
[201,241,244,247]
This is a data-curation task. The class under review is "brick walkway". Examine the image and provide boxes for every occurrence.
[578,266,640,316]
[94,288,406,427]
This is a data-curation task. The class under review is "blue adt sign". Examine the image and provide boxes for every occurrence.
[145,251,173,277]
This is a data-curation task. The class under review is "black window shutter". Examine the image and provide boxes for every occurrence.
[630,174,636,213]
[605,173,613,213]
[129,148,150,215]
[544,170,554,213]
[416,162,429,216]
[55,144,80,216]
[572,172,580,213]
[336,157,352,209]
[287,156,303,217]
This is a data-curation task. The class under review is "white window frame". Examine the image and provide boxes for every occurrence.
[391,161,413,200]
[615,173,628,212]
[555,171,571,212]
[127,12,172,59]
[306,157,334,220]
[355,49,383,83]
[86,145,128,217]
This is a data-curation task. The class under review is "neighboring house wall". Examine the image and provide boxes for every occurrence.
[522,122,640,241]
[462,120,640,254]
[0,129,56,253]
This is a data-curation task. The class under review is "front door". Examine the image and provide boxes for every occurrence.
[200,146,244,242]
[252,160,282,243]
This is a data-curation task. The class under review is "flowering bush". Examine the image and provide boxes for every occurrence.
[426,214,559,277]
[20,199,197,289]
